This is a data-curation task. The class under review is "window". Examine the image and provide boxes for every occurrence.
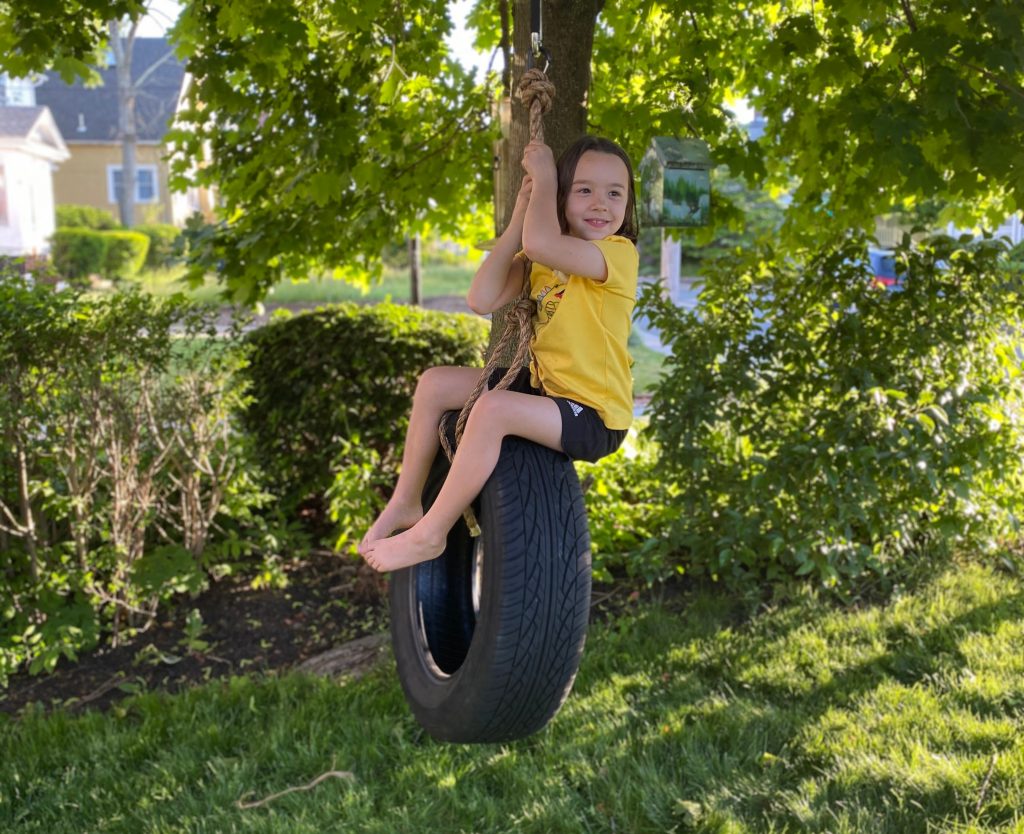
[0,73,36,107]
[107,165,159,205]
[0,164,7,226]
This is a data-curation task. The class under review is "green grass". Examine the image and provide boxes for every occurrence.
[136,264,478,306]
[4,560,1023,833]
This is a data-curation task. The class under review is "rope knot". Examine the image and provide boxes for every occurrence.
[515,297,536,317]
[516,68,555,143]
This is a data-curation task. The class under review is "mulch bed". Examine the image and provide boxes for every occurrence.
[1,550,389,717]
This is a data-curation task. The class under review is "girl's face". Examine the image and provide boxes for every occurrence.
[563,150,630,241]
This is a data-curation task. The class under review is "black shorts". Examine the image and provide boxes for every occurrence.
[487,367,627,463]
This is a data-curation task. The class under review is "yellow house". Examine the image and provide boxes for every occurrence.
[34,38,213,227]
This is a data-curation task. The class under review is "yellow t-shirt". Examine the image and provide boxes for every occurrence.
[528,235,639,430]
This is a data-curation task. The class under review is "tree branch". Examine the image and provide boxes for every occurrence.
[134,48,177,90]
[962,61,1024,103]
[899,0,918,32]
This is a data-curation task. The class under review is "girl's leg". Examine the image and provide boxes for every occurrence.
[359,366,482,552]
[363,389,563,573]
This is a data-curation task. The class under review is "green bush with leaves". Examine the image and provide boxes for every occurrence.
[55,204,118,230]
[136,223,182,269]
[50,227,108,283]
[576,427,678,587]
[0,277,277,685]
[102,230,149,280]
[241,303,488,505]
[642,234,1024,591]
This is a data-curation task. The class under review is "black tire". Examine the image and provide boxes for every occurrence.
[389,427,591,744]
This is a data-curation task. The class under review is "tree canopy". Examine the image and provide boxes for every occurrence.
[2,0,1022,299]
[0,0,144,80]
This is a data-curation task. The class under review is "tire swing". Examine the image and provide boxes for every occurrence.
[388,64,592,744]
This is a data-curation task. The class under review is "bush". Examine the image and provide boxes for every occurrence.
[55,204,119,230]
[241,302,489,504]
[51,227,108,283]
[576,427,678,586]
[102,230,150,280]
[642,234,1024,593]
[0,276,276,684]
[136,223,182,269]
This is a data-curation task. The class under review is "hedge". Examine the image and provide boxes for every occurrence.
[50,228,150,282]
[103,231,150,280]
[55,204,118,230]
[51,228,107,283]
[241,302,489,504]
[135,223,182,269]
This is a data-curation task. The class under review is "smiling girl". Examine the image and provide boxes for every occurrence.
[360,135,639,572]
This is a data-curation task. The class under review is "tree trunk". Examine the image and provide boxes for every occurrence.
[409,234,422,305]
[109,19,137,228]
[486,0,601,362]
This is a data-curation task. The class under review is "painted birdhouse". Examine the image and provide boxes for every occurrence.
[639,137,712,227]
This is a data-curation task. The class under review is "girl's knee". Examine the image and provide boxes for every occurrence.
[466,389,510,427]
[415,366,448,401]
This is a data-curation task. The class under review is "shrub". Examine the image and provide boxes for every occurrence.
[576,427,678,587]
[55,204,119,230]
[102,230,150,280]
[50,227,108,283]
[642,234,1024,593]
[136,223,182,269]
[0,276,275,684]
[241,302,489,504]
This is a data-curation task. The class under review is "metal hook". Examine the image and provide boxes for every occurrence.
[527,37,552,73]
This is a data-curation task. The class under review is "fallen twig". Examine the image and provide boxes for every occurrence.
[69,672,129,712]
[237,769,356,809]
[975,752,998,815]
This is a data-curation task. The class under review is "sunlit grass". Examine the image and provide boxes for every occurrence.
[135,264,478,307]
[3,560,1023,832]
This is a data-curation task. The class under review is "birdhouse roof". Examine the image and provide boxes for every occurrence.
[647,136,712,169]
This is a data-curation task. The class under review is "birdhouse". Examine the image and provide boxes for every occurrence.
[639,137,712,227]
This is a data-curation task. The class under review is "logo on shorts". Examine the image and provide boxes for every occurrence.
[567,400,583,417]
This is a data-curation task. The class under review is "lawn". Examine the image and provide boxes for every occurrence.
[136,263,478,306]
[3,559,1022,833]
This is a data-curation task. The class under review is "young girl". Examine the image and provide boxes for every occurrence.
[360,135,639,572]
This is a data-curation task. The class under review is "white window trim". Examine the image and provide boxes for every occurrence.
[106,164,160,205]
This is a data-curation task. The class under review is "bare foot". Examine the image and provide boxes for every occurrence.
[359,500,423,554]
[363,523,447,573]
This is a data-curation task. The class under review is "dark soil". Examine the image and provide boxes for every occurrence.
[2,548,650,718]
[1,550,390,717]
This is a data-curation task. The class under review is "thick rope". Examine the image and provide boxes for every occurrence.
[438,68,555,475]
[518,67,555,145]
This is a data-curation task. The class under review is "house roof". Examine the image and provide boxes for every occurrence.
[34,38,186,144]
[0,105,70,162]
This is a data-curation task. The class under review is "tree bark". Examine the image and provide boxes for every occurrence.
[486,0,601,362]
[409,234,422,305]
[109,19,138,228]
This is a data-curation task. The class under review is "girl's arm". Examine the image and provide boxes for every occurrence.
[466,177,532,315]
[520,142,609,281]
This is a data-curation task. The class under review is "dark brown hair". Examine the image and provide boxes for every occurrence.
[555,135,639,243]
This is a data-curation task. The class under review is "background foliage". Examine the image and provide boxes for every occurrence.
[0,277,274,684]
[643,235,1024,589]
